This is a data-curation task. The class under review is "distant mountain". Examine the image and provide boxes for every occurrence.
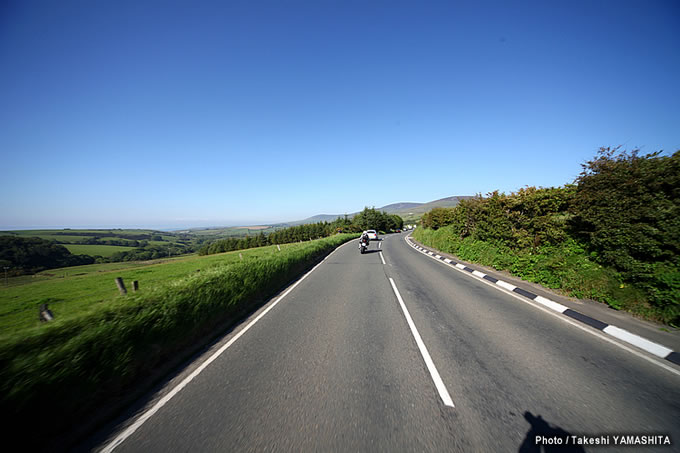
[288,195,474,225]
[381,196,473,221]
[179,196,473,232]
[288,214,342,225]
[378,202,423,212]
[401,196,473,214]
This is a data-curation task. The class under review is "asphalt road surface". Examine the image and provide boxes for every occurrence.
[92,233,680,452]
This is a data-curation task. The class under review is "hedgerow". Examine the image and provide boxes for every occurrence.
[416,148,679,324]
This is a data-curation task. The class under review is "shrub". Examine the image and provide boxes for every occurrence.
[414,147,680,324]
[571,148,680,316]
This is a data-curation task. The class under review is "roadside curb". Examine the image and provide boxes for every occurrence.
[405,235,680,367]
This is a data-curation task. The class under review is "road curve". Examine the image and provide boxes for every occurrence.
[89,233,680,452]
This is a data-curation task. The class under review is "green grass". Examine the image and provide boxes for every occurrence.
[62,244,137,257]
[148,240,173,246]
[0,229,186,243]
[400,214,422,224]
[188,226,280,237]
[0,233,357,449]
[0,228,280,266]
[412,226,669,323]
[0,228,159,238]
[0,233,100,243]
[54,229,159,236]
[1,260,180,288]
[0,243,311,337]
[0,233,143,247]
[43,234,98,242]
[98,237,137,245]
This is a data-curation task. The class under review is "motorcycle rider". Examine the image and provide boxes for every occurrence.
[360,231,370,245]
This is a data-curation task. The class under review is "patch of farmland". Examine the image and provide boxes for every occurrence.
[63,244,136,257]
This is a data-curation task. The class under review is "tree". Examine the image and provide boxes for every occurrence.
[571,147,680,312]
[421,207,456,230]
[0,236,94,274]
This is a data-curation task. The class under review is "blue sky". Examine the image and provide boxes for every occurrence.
[1,0,678,229]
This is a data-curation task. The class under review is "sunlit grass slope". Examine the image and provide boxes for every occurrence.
[0,234,356,450]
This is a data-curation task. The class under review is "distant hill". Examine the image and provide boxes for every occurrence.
[289,195,474,225]
[394,196,473,215]
[182,196,474,231]
[383,196,474,222]
[378,202,423,212]
[290,214,342,225]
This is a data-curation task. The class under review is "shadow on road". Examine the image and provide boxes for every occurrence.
[519,412,585,453]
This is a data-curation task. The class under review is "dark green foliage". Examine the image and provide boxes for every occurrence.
[420,207,457,230]
[269,222,331,245]
[421,187,574,249]
[332,215,364,234]
[415,148,680,324]
[390,214,404,231]
[353,207,403,232]
[571,147,680,317]
[108,245,183,261]
[415,227,644,313]
[0,236,94,274]
[200,222,333,255]
[199,213,404,256]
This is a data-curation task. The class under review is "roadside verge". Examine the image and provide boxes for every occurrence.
[405,234,680,368]
[0,234,357,452]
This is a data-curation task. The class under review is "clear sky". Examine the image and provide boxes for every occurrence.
[1,0,679,229]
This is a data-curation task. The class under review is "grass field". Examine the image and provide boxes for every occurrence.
[0,228,262,263]
[0,242,312,337]
[1,229,159,238]
[187,225,280,237]
[0,228,197,262]
[0,234,356,450]
[0,229,182,245]
[63,244,137,257]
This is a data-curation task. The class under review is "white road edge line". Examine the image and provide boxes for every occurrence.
[379,251,386,265]
[404,236,680,377]
[379,241,382,249]
[389,277,455,407]
[100,240,353,453]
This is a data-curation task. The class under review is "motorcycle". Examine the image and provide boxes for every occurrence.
[359,237,369,254]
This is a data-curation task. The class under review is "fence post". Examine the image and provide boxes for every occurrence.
[239,253,243,260]
[115,277,127,295]
[132,280,139,292]
[39,304,54,322]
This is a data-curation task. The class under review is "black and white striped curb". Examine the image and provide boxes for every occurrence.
[405,235,680,367]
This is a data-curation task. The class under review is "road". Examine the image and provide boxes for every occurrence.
[92,233,680,452]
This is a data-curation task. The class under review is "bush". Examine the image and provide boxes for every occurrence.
[413,147,680,324]
[421,207,457,230]
[571,147,680,315]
